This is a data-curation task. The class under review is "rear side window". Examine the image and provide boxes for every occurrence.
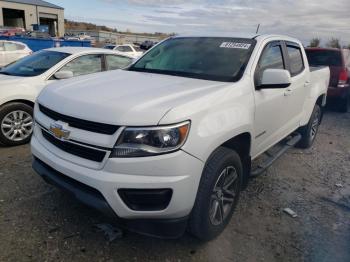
[255,42,285,85]
[306,50,342,67]
[15,43,25,50]
[4,42,17,51]
[117,46,133,52]
[106,55,133,70]
[286,44,304,76]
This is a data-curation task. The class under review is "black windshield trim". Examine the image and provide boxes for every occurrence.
[129,37,256,82]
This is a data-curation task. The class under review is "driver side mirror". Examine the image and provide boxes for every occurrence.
[54,70,74,80]
[257,69,291,89]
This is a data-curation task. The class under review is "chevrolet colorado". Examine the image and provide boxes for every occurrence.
[31,34,330,240]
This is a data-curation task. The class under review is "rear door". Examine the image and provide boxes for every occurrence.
[283,41,309,128]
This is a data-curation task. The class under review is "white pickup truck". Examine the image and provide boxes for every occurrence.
[31,34,330,240]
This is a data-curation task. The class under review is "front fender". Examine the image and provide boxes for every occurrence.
[159,84,254,163]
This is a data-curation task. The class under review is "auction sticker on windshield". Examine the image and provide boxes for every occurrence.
[220,42,251,49]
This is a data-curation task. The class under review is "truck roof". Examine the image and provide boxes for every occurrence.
[173,33,302,44]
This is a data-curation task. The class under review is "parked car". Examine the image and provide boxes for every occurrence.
[0,27,25,36]
[0,47,134,146]
[103,44,143,58]
[31,35,329,240]
[305,48,350,112]
[139,40,155,50]
[0,40,32,68]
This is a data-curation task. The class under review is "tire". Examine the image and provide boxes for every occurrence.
[296,104,321,149]
[338,96,348,113]
[0,102,34,146]
[188,147,243,241]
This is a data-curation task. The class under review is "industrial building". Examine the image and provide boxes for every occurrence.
[0,0,64,36]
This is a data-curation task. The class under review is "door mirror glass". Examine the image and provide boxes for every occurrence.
[54,70,74,79]
[258,69,291,89]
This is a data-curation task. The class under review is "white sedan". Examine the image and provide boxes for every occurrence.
[0,40,32,68]
[104,44,143,58]
[0,47,134,146]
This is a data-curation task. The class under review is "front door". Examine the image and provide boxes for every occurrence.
[252,41,291,157]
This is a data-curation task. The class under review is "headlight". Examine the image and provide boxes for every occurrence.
[110,121,190,158]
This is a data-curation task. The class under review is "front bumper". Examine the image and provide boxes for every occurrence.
[31,134,204,220]
[32,157,189,238]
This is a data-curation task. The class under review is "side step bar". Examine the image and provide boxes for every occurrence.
[250,133,301,178]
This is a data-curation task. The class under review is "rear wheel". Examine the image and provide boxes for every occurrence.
[297,104,321,149]
[0,103,33,146]
[188,147,242,241]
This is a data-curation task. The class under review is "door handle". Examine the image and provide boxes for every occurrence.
[284,88,293,96]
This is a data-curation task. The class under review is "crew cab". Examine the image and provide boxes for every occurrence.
[31,35,330,240]
[0,47,134,146]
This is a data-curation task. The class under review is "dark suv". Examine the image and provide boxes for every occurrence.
[305,48,350,112]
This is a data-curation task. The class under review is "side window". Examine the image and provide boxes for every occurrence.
[4,42,17,51]
[286,43,304,76]
[106,55,132,70]
[58,54,102,77]
[15,43,25,50]
[116,46,125,52]
[124,46,133,52]
[117,46,132,52]
[255,42,285,86]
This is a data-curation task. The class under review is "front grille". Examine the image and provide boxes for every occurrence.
[42,130,106,162]
[39,104,119,135]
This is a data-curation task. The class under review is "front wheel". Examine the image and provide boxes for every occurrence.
[0,102,34,146]
[188,147,242,241]
[297,104,321,149]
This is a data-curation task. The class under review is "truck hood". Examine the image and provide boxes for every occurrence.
[38,70,229,125]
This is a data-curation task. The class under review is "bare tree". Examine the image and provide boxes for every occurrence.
[326,38,341,48]
[309,38,321,47]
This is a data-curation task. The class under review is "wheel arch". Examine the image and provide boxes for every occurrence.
[0,99,35,109]
[316,93,326,123]
[219,132,252,189]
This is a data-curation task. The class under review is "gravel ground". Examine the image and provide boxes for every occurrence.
[0,109,349,262]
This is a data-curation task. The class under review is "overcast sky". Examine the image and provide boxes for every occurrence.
[50,0,350,45]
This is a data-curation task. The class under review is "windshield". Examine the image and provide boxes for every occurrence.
[104,45,116,50]
[0,50,70,77]
[129,37,256,82]
[306,50,342,67]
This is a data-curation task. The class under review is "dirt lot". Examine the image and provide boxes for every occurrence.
[1,109,349,262]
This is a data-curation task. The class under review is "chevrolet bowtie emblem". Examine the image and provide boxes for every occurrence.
[49,122,70,140]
